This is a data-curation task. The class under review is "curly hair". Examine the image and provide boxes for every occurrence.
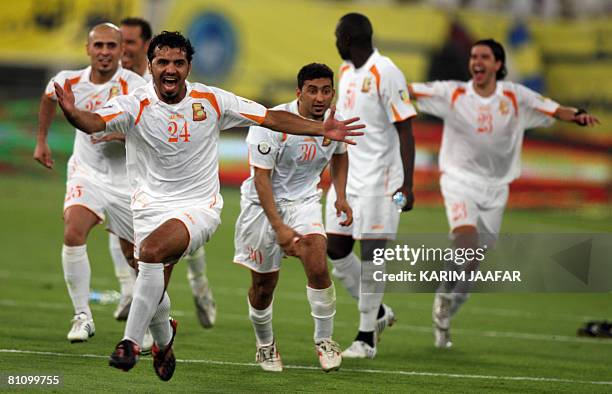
[147,31,195,63]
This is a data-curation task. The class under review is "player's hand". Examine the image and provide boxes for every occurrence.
[91,132,125,144]
[393,186,415,212]
[275,224,301,257]
[54,81,76,116]
[33,141,54,169]
[323,105,365,145]
[574,112,600,127]
[335,198,353,226]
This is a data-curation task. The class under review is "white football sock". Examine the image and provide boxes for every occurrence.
[149,292,172,350]
[185,247,208,296]
[248,297,274,346]
[62,244,92,318]
[123,262,164,346]
[330,252,361,300]
[307,284,336,343]
[358,260,384,332]
[109,234,136,298]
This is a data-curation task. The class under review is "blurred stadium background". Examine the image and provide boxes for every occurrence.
[1,0,611,391]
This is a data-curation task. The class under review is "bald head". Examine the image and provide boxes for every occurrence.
[86,23,123,81]
[88,23,122,43]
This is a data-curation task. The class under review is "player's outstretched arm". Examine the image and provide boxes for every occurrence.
[253,167,301,256]
[393,118,416,211]
[261,106,364,145]
[33,94,57,169]
[554,106,600,127]
[330,152,353,226]
[53,82,106,134]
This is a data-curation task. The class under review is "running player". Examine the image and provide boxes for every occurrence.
[234,63,349,372]
[33,23,146,342]
[117,17,217,329]
[408,39,600,348]
[52,31,363,381]
[325,13,417,359]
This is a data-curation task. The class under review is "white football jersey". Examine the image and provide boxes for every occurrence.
[96,81,268,206]
[337,49,417,196]
[409,80,559,185]
[45,66,146,191]
[241,100,346,203]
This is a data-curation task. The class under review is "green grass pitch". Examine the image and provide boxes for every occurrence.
[0,175,610,392]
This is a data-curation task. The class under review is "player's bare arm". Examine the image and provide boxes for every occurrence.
[329,152,353,226]
[33,93,58,169]
[393,118,416,211]
[253,166,300,256]
[262,105,364,145]
[554,106,600,127]
[54,82,106,134]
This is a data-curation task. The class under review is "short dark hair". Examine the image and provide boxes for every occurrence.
[147,31,195,63]
[338,13,373,47]
[120,17,152,41]
[473,39,507,80]
[297,63,334,89]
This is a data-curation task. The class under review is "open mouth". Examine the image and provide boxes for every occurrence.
[472,65,485,77]
[313,105,325,112]
[161,75,178,90]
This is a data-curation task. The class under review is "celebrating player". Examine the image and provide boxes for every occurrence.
[52,31,363,381]
[117,16,217,329]
[325,13,417,359]
[408,38,600,348]
[234,63,350,372]
[33,23,146,342]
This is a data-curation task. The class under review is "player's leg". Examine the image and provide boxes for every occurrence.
[110,233,136,320]
[325,187,360,299]
[110,219,187,373]
[296,234,342,372]
[184,247,216,328]
[63,205,100,342]
[248,270,282,372]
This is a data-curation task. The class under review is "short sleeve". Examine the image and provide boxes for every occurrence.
[516,84,559,129]
[213,88,268,130]
[408,81,453,118]
[44,71,71,101]
[95,95,139,135]
[379,66,417,123]
[246,125,282,170]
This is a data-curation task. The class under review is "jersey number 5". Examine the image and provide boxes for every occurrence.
[168,121,191,143]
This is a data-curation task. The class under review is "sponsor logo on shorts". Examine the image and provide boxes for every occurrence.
[183,212,196,225]
[257,142,271,155]
[192,103,207,121]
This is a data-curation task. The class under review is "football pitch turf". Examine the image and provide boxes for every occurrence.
[0,175,610,392]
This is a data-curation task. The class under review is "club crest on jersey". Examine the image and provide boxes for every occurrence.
[192,103,207,121]
[499,100,509,115]
[361,77,372,93]
[322,137,331,146]
[108,86,120,100]
[399,89,410,103]
[257,141,271,155]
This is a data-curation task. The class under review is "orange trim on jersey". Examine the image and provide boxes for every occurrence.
[101,111,124,122]
[189,90,221,119]
[66,76,81,86]
[369,65,381,92]
[119,78,128,95]
[339,64,351,80]
[240,112,265,124]
[408,84,432,98]
[135,98,150,125]
[450,87,466,108]
[391,103,403,122]
[502,90,519,116]
[536,107,556,117]
[281,133,288,142]
[46,92,54,97]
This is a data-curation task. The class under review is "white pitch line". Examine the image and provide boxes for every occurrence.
[1,298,609,346]
[0,349,610,386]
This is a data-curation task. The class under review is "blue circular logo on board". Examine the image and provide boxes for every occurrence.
[187,12,237,81]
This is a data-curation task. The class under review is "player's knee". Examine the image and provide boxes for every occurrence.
[63,226,87,246]
[250,275,277,302]
[138,243,166,264]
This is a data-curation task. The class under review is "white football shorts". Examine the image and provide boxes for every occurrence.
[233,196,326,273]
